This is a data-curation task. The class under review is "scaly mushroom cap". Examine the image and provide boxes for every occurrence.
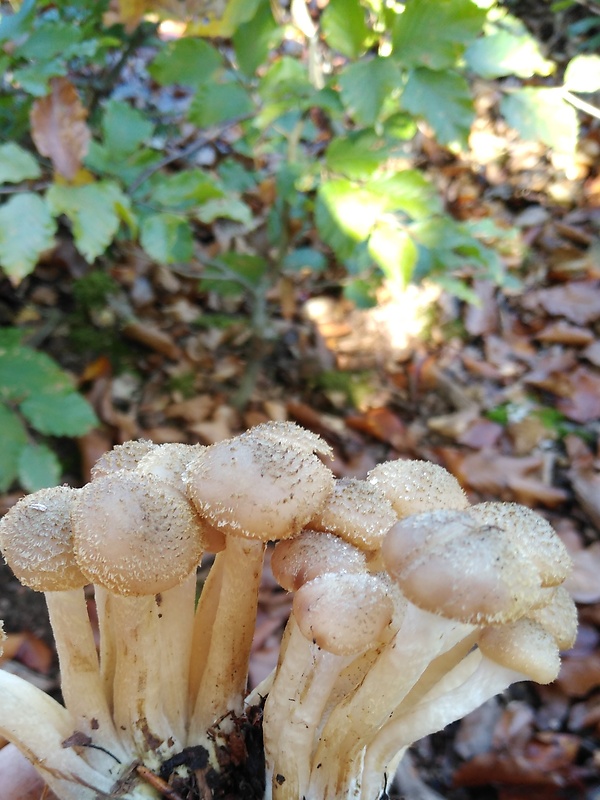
[308,478,397,552]
[478,618,561,684]
[293,572,393,655]
[468,502,571,587]
[91,439,156,479]
[246,421,333,460]
[185,426,334,540]
[367,459,468,518]
[527,586,578,651]
[0,486,86,591]
[271,530,367,591]
[71,470,204,596]
[383,513,541,624]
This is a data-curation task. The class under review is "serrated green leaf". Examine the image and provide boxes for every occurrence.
[102,100,154,158]
[326,133,391,180]
[217,161,258,192]
[339,57,403,126]
[466,27,555,78]
[150,170,224,209]
[189,83,253,127]
[402,68,474,150]
[0,143,41,184]
[195,197,252,225]
[392,0,487,69]
[18,442,61,492]
[258,58,313,104]
[564,54,600,92]
[233,2,280,76]
[0,0,35,43]
[0,193,56,283]
[20,392,98,437]
[12,59,67,96]
[46,181,134,263]
[367,170,444,218]
[321,0,370,58]
[148,38,222,88]
[368,222,418,287]
[500,88,578,154]
[140,214,193,264]
[15,21,82,60]
[0,404,27,492]
[0,343,73,401]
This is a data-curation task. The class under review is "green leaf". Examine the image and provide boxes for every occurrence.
[150,170,224,209]
[564,54,600,92]
[321,0,370,58]
[217,160,258,192]
[258,57,313,104]
[392,0,487,69]
[0,0,36,43]
[18,442,61,492]
[140,214,193,264]
[21,392,98,437]
[339,57,403,126]
[0,342,73,401]
[15,21,82,60]
[500,88,578,155]
[325,133,391,180]
[283,248,327,273]
[0,404,27,492]
[188,83,253,127]
[367,170,444,218]
[12,59,67,96]
[402,68,474,150]
[316,179,386,260]
[102,100,154,158]
[199,253,267,296]
[233,2,280,76]
[0,143,41,184]
[368,222,418,287]
[0,193,56,282]
[466,26,555,79]
[148,38,222,88]
[46,182,134,263]
[195,197,252,225]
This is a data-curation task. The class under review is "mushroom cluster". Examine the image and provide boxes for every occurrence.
[0,422,577,800]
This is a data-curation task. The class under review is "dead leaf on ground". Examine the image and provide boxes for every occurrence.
[564,542,600,603]
[556,366,600,423]
[522,281,600,325]
[30,78,91,180]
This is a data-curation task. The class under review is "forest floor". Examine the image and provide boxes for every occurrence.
[1,3,600,799]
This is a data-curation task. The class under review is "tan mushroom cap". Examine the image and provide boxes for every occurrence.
[527,586,578,651]
[468,502,571,587]
[185,427,334,541]
[271,530,367,592]
[293,572,393,655]
[246,421,333,460]
[367,459,468,518]
[478,618,561,684]
[91,439,156,479]
[0,486,86,591]
[71,470,204,596]
[308,478,397,552]
[384,523,542,625]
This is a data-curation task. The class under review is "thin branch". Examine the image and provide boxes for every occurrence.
[563,89,600,119]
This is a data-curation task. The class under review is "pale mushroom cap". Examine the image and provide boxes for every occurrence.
[0,486,86,591]
[271,530,367,592]
[91,439,156,479]
[308,478,397,552]
[71,471,204,596]
[293,572,393,655]
[478,618,561,684]
[137,443,206,493]
[185,432,334,540]
[527,586,578,651]
[469,502,571,587]
[245,421,333,460]
[385,525,542,625]
[367,459,468,518]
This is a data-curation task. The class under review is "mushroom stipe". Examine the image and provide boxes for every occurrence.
[0,422,577,800]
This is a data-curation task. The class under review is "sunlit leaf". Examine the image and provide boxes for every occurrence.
[150,170,224,209]
[21,392,98,436]
[392,0,486,69]
[339,57,403,126]
[321,0,370,58]
[233,1,280,76]
[140,213,194,263]
[564,54,600,92]
[501,87,578,154]
[189,83,253,127]
[368,222,418,287]
[0,193,56,283]
[325,134,391,180]
[402,68,474,150]
[466,27,555,78]
[195,197,252,225]
[0,143,41,183]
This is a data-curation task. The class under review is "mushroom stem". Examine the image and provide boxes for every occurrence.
[0,670,118,800]
[189,536,266,742]
[308,604,475,799]
[45,589,128,762]
[188,553,225,706]
[263,618,353,800]
[94,586,117,712]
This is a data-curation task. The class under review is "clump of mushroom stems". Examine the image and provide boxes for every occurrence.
[0,423,577,800]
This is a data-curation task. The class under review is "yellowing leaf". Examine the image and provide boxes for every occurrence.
[103,0,147,32]
[30,77,91,180]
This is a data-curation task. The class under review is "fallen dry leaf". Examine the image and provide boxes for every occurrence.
[556,366,600,423]
[534,322,595,346]
[564,542,600,603]
[30,78,91,180]
[522,281,600,325]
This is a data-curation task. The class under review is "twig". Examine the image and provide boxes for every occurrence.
[135,764,185,800]
[562,89,600,119]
